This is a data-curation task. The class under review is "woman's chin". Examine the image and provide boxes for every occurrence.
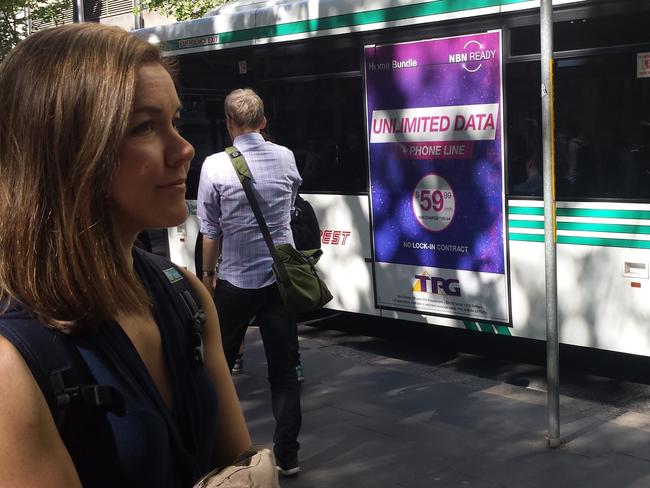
[118,205,189,237]
[165,206,190,228]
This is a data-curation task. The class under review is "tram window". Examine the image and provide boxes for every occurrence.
[180,96,225,200]
[259,77,367,194]
[554,53,650,200]
[507,53,650,201]
[506,62,542,197]
[510,10,650,57]
[258,40,359,78]
[510,25,540,57]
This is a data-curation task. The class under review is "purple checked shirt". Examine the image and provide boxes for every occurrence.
[197,132,302,289]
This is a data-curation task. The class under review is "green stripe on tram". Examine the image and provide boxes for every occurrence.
[494,325,512,336]
[509,220,650,234]
[463,320,480,332]
[508,233,544,243]
[508,206,650,221]
[507,206,650,247]
[558,222,650,234]
[508,220,543,229]
[160,0,530,52]
[556,208,650,220]
[259,0,527,38]
[478,322,495,333]
[557,236,650,249]
[507,206,544,216]
[463,321,512,335]
[508,232,650,248]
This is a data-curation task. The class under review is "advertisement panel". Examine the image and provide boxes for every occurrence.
[365,31,509,323]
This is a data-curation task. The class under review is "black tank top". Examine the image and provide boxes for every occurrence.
[79,250,217,488]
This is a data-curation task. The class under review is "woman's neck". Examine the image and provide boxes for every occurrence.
[116,229,137,270]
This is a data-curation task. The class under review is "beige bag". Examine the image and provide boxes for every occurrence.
[193,447,280,488]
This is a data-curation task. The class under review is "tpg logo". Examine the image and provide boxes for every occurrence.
[412,272,461,296]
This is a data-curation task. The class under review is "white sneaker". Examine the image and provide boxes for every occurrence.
[276,464,300,477]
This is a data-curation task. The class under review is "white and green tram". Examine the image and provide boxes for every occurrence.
[134,0,650,357]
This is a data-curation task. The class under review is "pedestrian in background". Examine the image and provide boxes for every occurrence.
[198,88,303,477]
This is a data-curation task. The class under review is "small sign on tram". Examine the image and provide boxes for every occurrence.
[637,52,650,78]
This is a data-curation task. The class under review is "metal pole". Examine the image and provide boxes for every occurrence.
[25,7,32,36]
[76,0,84,22]
[540,0,560,448]
[134,0,144,29]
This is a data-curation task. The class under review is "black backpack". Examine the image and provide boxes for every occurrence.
[0,250,205,486]
[291,194,321,251]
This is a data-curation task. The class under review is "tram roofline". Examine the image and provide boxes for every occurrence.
[132,0,589,56]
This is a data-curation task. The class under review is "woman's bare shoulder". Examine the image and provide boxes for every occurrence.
[0,334,82,487]
[177,268,217,317]
[0,332,38,390]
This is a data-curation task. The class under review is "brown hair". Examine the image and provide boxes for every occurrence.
[0,23,173,330]
[224,88,265,130]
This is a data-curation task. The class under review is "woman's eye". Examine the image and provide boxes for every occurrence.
[130,121,155,136]
[172,118,183,134]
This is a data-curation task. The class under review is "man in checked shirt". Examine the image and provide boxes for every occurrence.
[197,88,303,477]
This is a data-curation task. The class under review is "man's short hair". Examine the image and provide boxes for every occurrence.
[224,88,265,129]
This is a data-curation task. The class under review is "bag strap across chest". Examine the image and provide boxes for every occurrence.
[225,146,293,287]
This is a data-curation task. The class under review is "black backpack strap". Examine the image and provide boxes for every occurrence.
[134,248,206,366]
[0,313,124,427]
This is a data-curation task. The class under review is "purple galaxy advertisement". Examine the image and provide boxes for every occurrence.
[365,32,509,322]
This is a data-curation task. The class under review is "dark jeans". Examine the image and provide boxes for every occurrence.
[214,279,301,460]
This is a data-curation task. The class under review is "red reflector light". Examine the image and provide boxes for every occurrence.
[631,282,641,288]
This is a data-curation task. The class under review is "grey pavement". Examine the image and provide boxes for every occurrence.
[232,324,650,487]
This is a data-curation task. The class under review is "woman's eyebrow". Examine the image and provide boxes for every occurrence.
[132,105,183,115]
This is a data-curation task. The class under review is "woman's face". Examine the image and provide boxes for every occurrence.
[112,62,195,241]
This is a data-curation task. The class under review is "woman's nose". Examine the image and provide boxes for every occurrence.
[169,130,195,167]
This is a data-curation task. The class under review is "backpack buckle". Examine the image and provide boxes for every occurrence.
[180,290,206,366]
[52,373,125,416]
[191,311,205,366]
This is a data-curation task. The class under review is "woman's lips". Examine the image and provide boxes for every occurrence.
[158,179,186,189]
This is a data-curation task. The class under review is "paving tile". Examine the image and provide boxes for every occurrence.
[234,327,650,488]
[568,418,650,461]
[449,435,650,488]
[401,466,508,488]
[280,424,421,488]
